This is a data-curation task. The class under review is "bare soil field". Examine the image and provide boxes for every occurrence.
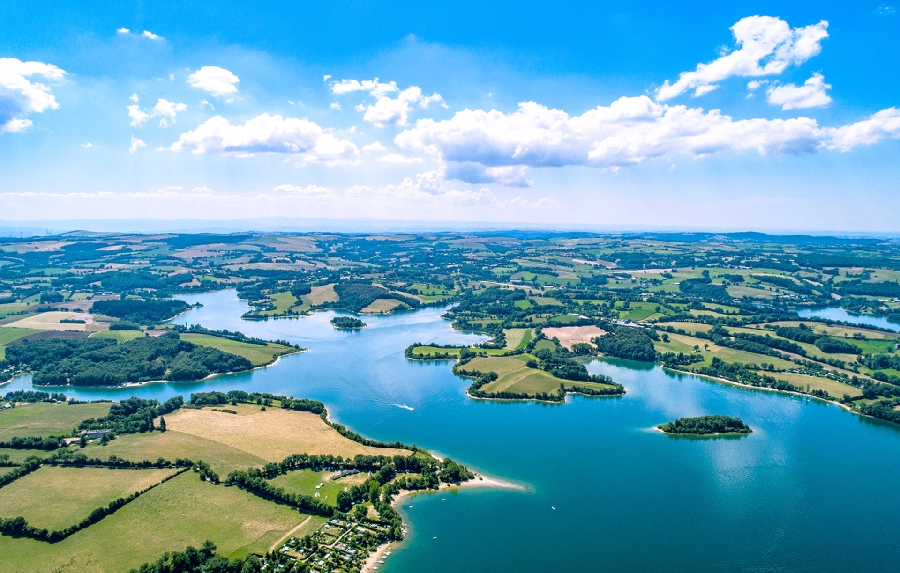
[542,325,607,349]
[306,284,339,305]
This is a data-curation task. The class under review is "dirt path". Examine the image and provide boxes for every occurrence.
[269,515,314,552]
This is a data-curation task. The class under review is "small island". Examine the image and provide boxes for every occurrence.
[658,415,752,435]
[331,316,367,329]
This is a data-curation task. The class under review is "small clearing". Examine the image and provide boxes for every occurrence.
[360,298,406,314]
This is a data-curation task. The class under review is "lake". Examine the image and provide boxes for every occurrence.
[798,306,900,332]
[5,289,900,572]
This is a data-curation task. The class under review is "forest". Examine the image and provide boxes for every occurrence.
[658,415,752,435]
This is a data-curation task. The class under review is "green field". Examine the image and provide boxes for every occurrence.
[259,291,298,316]
[0,402,112,440]
[0,466,177,531]
[465,355,618,397]
[0,471,310,572]
[765,372,863,398]
[83,429,269,476]
[410,345,462,359]
[90,329,146,343]
[654,332,797,371]
[504,328,533,350]
[0,327,42,359]
[268,468,368,507]
[181,333,296,367]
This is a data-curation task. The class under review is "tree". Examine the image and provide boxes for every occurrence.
[353,504,368,521]
[159,417,167,432]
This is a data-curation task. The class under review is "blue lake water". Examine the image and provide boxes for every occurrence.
[798,306,900,332]
[6,290,900,572]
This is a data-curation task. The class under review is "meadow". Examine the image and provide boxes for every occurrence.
[180,333,296,367]
[0,402,111,440]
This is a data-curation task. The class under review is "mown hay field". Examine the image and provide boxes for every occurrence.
[0,466,177,531]
[157,404,411,463]
[180,333,294,367]
[0,402,112,440]
[0,471,309,573]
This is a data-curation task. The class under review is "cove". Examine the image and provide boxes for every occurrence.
[5,289,900,572]
[798,306,900,332]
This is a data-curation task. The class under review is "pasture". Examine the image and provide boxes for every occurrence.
[0,326,41,359]
[464,355,617,397]
[0,466,177,531]
[503,328,533,350]
[90,329,145,343]
[2,311,93,331]
[0,402,112,440]
[180,333,295,367]
[361,298,406,313]
[764,372,863,399]
[268,469,368,506]
[0,471,310,572]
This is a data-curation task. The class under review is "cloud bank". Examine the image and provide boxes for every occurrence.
[0,58,65,133]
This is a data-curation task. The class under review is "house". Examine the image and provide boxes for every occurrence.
[61,437,81,446]
[80,429,112,439]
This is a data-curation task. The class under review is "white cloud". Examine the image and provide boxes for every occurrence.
[142,30,162,40]
[657,16,828,101]
[331,78,398,97]
[117,28,130,35]
[378,153,423,164]
[323,74,331,82]
[828,108,900,151]
[273,184,334,197]
[190,186,214,193]
[81,142,93,148]
[361,141,388,153]
[128,98,187,127]
[129,136,146,154]
[766,73,832,110]
[187,66,240,97]
[129,93,139,103]
[396,96,830,185]
[0,58,65,134]
[168,113,360,164]
[331,78,446,127]
[329,102,341,110]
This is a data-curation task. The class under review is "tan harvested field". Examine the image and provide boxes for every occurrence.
[2,311,96,331]
[306,284,339,305]
[0,402,112,440]
[159,404,410,463]
[656,321,713,334]
[0,471,309,573]
[542,325,606,349]
[84,430,269,476]
[360,298,406,313]
[0,466,177,531]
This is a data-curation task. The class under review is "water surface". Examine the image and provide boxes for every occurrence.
[798,306,900,332]
[6,290,900,572]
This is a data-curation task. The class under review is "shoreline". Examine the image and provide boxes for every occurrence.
[652,426,752,437]
[360,474,524,573]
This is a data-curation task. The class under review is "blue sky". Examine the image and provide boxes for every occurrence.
[1,1,898,232]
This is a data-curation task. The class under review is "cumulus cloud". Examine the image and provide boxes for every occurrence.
[361,141,388,153]
[377,153,423,164]
[187,66,240,97]
[128,98,187,127]
[396,96,830,185]
[766,73,832,110]
[142,30,162,40]
[117,28,130,35]
[657,16,828,101]
[129,135,146,154]
[168,113,359,164]
[0,57,65,133]
[331,78,445,127]
[329,102,341,110]
[828,108,900,151]
[273,184,335,197]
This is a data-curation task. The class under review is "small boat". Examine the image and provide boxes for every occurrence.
[551,506,556,510]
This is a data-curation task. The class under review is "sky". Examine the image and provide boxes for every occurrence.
[1,1,899,233]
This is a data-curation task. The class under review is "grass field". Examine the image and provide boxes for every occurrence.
[259,291,298,317]
[157,404,410,463]
[0,471,311,572]
[654,332,797,370]
[268,469,368,506]
[0,402,112,440]
[503,328,533,350]
[0,466,177,531]
[727,285,776,299]
[181,333,295,367]
[84,430,268,476]
[90,329,145,343]
[464,355,618,397]
[771,321,900,341]
[530,296,563,306]
[657,321,713,334]
[360,298,406,313]
[0,326,42,359]
[0,447,54,463]
[411,345,462,358]
[764,372,863,398]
